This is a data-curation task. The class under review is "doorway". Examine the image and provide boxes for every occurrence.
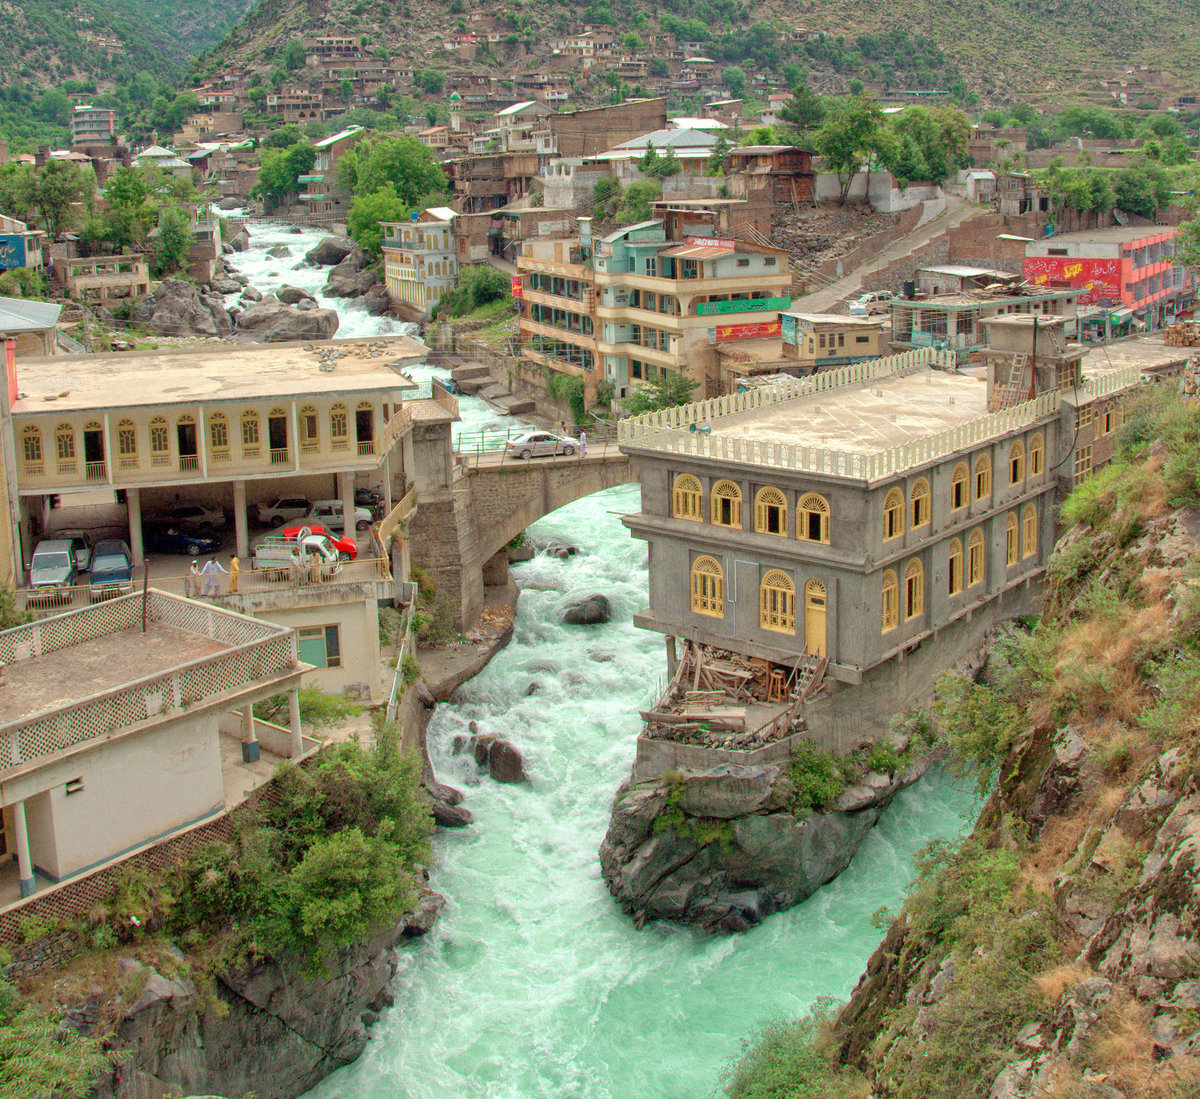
[804,579,827,657]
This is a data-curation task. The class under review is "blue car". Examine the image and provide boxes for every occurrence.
[143,523,221,557]
[89,539,134,601]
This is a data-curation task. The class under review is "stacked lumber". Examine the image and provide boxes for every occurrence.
[1165,322,1200,347]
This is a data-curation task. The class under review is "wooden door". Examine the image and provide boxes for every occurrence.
[804,579,827,657]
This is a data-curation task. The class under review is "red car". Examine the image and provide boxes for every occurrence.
[280,524,359,561]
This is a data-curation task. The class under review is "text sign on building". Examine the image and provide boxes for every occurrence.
[715,320,781,341]
[1023,256,1121,303]
[696,295,792,317]
[685,236,735,250]
[0,235,26,271]
[511,276,522,299]
[780,313,798,344]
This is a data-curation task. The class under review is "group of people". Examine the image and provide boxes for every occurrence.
[187,556,237,597]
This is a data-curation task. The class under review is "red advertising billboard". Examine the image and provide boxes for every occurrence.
[511,275,522,299]
[1022,256,1122,303]
[715,320,781,341]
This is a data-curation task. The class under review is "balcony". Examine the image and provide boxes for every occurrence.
[84,461,106,483]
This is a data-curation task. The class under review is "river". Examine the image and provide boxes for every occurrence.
[230,220,980,1098]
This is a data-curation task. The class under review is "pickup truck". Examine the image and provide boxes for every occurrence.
[251,533,343,582]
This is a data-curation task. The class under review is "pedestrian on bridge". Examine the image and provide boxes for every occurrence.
[579,429,587,456]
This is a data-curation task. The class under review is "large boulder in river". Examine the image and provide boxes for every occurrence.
[327,268,377,299]
[472,734,528,783]
[276,284,313,305]
[234,300,339,342]
[210,276,241,294]
[562,594,612,626]
[239,285,262,304]
[131,278,233,337]
[228,226,250,252]
[266,244,292,259]
[305,235,359,266]
[217,197,242,210]
[363,285,390,316]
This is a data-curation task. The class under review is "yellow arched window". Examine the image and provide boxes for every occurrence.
[948,537,963,595]
[1029,433,1045,477]
[150,417,169,465]
[55,422,75,463]
[299,404,319,451]
[1022,503,1038,558]
[904,558,924,619]
[882,569,898,633]
[1009,440,1025,486]
[883,487,904,541]
[951,462,969,510]
[711,480,742,528]
[974,454,992,502]
[968,528,985,587]
[754,487,787,535]
[759,570,795,633]
[330,403,349,450]
[1006,512,1019,566]
[910,478,930,529]
[116,419,137,468]
[208,412,229,458]
[22,425,42,470]
[690,555,724,617]
[241,410,261,457]
[672,474,702,521]
[798,493,830,544]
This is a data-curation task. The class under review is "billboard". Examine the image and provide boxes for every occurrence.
[1023,256,1122,303]
[0,235,26,271]
[715,320,781,341]
[695,296,792,317]
[511,275,522,299]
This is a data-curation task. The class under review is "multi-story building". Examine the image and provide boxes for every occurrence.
[381,208,459,322]
[0,214,44,273]
[618,329,1185,750]
[266,90,326,125]
[70,105,116,145]
[780,312,887,368]
[1024,226,1197,333]
[298,125,365,217]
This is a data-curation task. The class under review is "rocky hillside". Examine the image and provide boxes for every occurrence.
[721,382,1200,1097]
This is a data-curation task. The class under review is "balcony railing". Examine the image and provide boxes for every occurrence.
[179,455,200,473]
[270,448,290,466]
[357,439,376,456]
[85,461,106,483]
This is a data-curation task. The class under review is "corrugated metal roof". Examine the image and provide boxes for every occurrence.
[659,243,733,258]
[0,297,63,334]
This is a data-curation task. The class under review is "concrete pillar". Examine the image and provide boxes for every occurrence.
[288,688,303,758]
[12,801,35,898]
[338,471,357,538]
[126,486,143,567]
[233,479,249,560]
[383,447,394,514]
[240,704,259,763]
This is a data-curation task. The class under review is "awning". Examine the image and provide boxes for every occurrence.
[659,243,734,259]
[1109,307,1134,320]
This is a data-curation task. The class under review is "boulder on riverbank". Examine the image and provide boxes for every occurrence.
[228,226,251,252]
[277,284,313,305]
[472,734,528,783]
[210,275,241,294]
[305,236,359,266]
[562,594,612,625]
[327,268,378,298]
[132,279,233,337]
[363,285,390,315]
[235,300,339,341]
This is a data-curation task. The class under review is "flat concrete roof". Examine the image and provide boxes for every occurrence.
[1081,335,1190,378]
[0,622,229,725]
[1029,226,1176,245]
[12,335,429,414]
[708,367,989,452]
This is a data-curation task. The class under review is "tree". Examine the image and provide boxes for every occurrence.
[416,69,445,95]
[153,206,191,277]
[101,166,153,250]
[816,95,883,203]
[0,163,37,224]
[615,179,662,223]
[781,86,824,131]
[706,134,730,176]
[280,39,306,71]
[848,78,865,96]
[621,32,642,51]
[649,57,669,78]
[341,136,448,204]
[264,124,305,149]
[722,66,747,98]
[35,158,93,236]
[1112,160,1172,219]
[783,62,807,89]
[347,183,410,256]
[253,142,316,206]
[623,372,699,414]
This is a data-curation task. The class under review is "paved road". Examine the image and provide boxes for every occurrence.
[798,196,983,314]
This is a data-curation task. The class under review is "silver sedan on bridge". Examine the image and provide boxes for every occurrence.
[504,430,579,459]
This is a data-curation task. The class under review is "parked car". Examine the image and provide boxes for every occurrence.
[256,496,314,528]
[142,523,221,557]
[47,529,96,572]
[847,291,892,317]
[302,501,373,532]
[280,523,358,561]
[88,540,134,600]
[29,539,79,601]
[159,504,227,534]
[503,430,578,460]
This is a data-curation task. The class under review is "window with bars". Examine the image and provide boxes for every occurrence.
[672,474,702,520]
[951,463,968,510]
[910,479,930,529]
[882,569,898,633]
[1009,441,1025,485]
[1022,504,1037,558]
[883,488,904,541]
[798,493,830,543]
[904,559,924,619]
[974,454,992,502]
[330,404,348,449]
[1030,434,1044,477]
[1074,445,1093,486]
[759,570,795,633]
[948,537,963,595]
[690,556,724,617]
[1006,512,1019,566]
[968,528,985,586]
[711,480,742,527]
[22,426,42,466]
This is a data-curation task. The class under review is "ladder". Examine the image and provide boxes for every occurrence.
[993,353,1031,411]
[794,652,828,701]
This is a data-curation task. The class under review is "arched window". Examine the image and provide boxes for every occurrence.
[951,462,969,510]
[21,425,42,470]
[883,487,904,541]
[798,492,830,543]
[208,412,229,460]
[948,537,963,595]
[55,422,75,461]
[299,404,319,452]
[910,478,930,529]
[241,410,261,458]
[690,555,724,617]
[1022,503,1038,558]
[968,528,985,587]
[1009,440,1025,485]
[150,417,169,465]
[672,474,702,521]
[116,419,137,468]
[974,453,992,502]
[1006,512,1019,566]
[711,480,742,527]
[904,558,924,619]
[1029,433,1045,477]
[330,403,349,450]
[754,486,787,535]
[759,570,795,633]
[882,569,898,633]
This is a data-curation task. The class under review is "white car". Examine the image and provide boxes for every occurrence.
[847,291,892,317]
[504,430,578,459]
[256,496,314,528]
[302,500,374,532]
[158,504,227,533]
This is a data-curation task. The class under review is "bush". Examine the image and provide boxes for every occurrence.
[254,685,360,728]
[787,742,845,814]
[931,671,1024,793]
[437,265,511,319]
[547,372,586,423]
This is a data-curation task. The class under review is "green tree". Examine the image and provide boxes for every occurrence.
[649,57,669,78]
[264,124,305,149]
[35,158,93,236]
[706,134,730,175]
[816,95,883,203]
[621,32,642,50]
[783,62,807,89]
[33,89,71,127]
[622,371,699,413]
[615,179,662,223]
[722,66,747,98]
[154,206,191,277]
[0,990,110,1097]
[1112,159,1172,218]
[252,142,316,206]
[416,69,445,95]
[781,85,824,131]
[848,77,865,96]
[347,182,410,256]
[0,163,37,224]
[101,165,153,249]
[280,38,306,70]
[341,136,447,204]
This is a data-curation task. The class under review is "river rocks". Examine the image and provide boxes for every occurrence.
[432,800,474,827]
[240,285,263,303]
[542,540,578,558]
[228,226,251,252]
[267,244,292,258]
[234,300,339,341]
[562,594,611,625]
[132,278,233,337]
[472,733,528,782]
[305,235,359,266]
[363,284,390,315]
[404,888,446,935]
[217,197,242,210]
[277,284,314,305]
[210,275,242,294]
[327,268,378,298]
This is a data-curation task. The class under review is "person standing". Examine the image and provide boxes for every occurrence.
[200,556,227,596]
[188,560,201,598]
[579,429,587,456]
[228,555,240,593]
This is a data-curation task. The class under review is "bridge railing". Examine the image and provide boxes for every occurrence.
[455,423,622,468]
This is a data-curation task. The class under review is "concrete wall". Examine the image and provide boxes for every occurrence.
[548,99,668,158]
[814,172,943,213]
[258,598,382,701]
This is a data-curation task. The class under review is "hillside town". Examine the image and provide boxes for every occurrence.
[2,3,1200,1097]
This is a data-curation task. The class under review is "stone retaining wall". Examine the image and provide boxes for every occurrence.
[633,730,808,781]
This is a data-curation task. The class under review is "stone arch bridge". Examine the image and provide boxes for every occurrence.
[410,445,634,627]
